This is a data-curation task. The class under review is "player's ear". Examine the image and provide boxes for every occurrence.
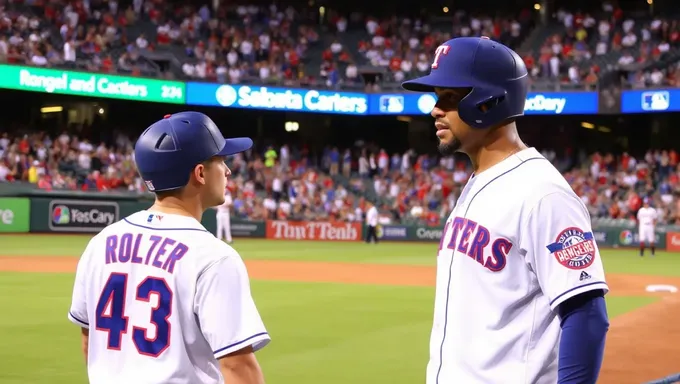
[192,163,206,186]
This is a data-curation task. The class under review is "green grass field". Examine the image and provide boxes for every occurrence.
[0,234,678,383]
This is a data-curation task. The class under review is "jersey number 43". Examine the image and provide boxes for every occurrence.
[95,272,173,357]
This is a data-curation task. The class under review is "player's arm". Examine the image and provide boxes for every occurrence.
[556,289,608,384]
[81,328,89,364]
[67,245,91,329]
[219,345,264,384]
[194,251,270,384]
[520,191,609,384]
[67,244,92,364]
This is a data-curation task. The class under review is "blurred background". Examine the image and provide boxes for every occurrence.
[0,0,678,247]
[1,1,680,383]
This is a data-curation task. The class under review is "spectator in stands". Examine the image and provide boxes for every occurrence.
[8,128,678,226]
[4,0,677,91]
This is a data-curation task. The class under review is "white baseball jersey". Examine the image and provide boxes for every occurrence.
[216,192,233,242]
[428,148,608,384]
[637,207,657,243]
[366,206,379,227]
[637,207,657,227]
[68,210,270,384]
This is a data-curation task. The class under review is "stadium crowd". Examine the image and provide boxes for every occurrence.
[0,1,679,227]
[1,1,677,89]
[1,130,679,227]
[532,6,680,87]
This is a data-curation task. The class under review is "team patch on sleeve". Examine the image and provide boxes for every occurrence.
[546,227,596,270]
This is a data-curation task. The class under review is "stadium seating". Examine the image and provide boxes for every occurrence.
[7,2,677,91]
[519,7,680,89]
[1,2,678,226]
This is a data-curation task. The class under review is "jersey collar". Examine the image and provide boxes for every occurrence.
[468,147,543,186]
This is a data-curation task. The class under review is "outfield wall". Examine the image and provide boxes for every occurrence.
[1,191,679,251]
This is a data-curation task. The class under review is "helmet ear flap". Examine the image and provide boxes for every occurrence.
[458,86,509,129]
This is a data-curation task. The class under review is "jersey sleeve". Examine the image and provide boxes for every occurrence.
[67,244,90,328]
[520,191,609,311]
[194,253,270,359]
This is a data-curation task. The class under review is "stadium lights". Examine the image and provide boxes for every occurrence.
[443,7,449,13]
[285,121,299,132]
[598,126,611,133]
[581,122,595,129]
[534,3,541,10]
[40,106,63,113]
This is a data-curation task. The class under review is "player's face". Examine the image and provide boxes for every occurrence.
[201,156,231,207]
[431,87,485,156]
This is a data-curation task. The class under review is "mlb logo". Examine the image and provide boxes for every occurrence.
[144,180,155,191]
[379,95,404,113]
[641,91,670,111]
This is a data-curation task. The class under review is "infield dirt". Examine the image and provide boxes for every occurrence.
[1,256,678,384]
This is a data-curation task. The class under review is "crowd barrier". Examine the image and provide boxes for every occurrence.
[1,194,679,252]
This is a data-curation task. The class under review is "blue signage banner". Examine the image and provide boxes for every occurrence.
[367,93,437,115]
[187,82,369,115]
[376,225,409,241]
[621,89,676,113]
[186,82,599,116]
[523,92,598,115]
[366,92,599,115]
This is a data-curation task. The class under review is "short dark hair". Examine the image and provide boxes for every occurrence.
[155,187,184,200]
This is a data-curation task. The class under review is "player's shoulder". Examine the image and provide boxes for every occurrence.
[77,216,132,262]
[119,210,240,265]
[190,240,248,281]
[196,235,242,265]
[509,150,583,209]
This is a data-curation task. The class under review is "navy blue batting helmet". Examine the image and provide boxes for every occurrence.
[134,111,252,192]
[402,36,528,129]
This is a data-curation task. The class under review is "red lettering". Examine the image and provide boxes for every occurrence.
[443,216,510,273]
[266,220,361,242]
[457,220,477,254]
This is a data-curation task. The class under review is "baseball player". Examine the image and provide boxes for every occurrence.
[67,112,270,383]
[402,37,609,384]
[365,200,379,244]
[216,189,233,243]
[637,197,657,256]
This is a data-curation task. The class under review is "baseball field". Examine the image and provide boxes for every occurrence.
[0,235,679,384]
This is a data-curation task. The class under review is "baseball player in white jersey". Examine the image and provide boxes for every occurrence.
[216,189,233,243]
[402,37,610,384]
[67,112,270,384]
[637,197,657,256]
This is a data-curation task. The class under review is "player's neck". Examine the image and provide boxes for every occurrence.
[149,197,204,222]
[470,124,527,174]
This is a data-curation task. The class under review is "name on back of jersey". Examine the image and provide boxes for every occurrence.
[104,233,189,274]
[438,216,512,272]
[546,227,596,270]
